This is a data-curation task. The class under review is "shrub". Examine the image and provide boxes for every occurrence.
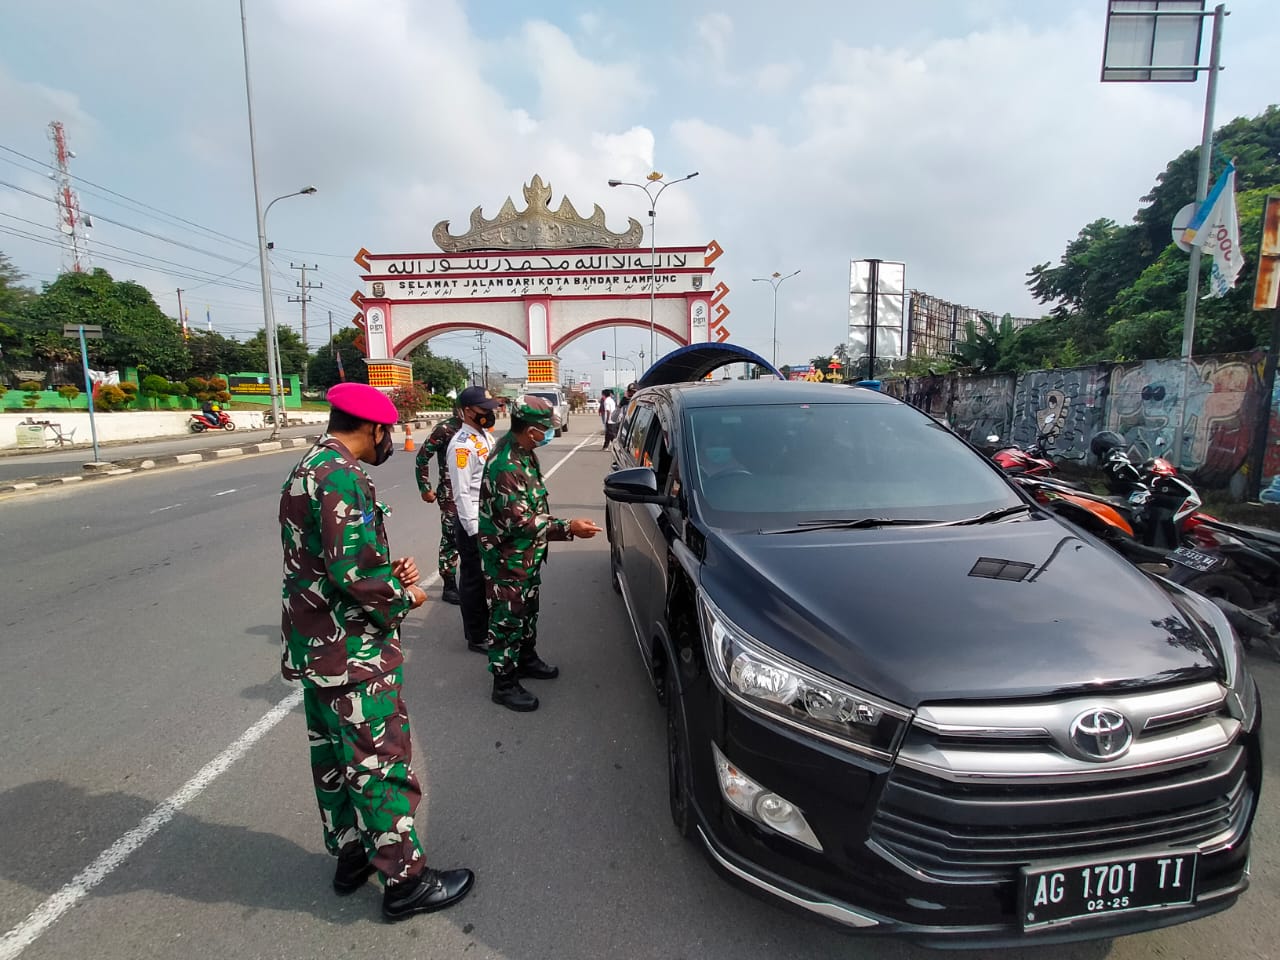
[169,381,189,397]
[20,380,41,409]
[18,380,42,392]
[186,377,209,399]
[214,390,230,403]
[118,381,139,396]
[58,384,81,407]
[93,384,127,412]
[140,374,171,409]
[208,376,228,392]
[388,384,430,423]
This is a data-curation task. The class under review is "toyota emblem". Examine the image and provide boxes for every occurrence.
[1069,708,1132,761]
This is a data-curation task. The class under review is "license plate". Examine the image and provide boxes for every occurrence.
[1172,546,1220,572]
[1021,851,1197,929]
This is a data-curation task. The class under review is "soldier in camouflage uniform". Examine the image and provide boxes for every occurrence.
[414,405,463,604]
[478,395,602,711]
[279,382,474,921]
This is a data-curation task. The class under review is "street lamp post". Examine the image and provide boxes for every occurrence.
[608,171,699,361]
[261,187,317,434]
[752,269,801,368]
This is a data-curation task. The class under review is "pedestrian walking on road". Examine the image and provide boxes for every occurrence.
[479,396,602,711]
[600,389,617,449]
[278,382,474,921]
[446,385,501,653]
[415,404,464,604]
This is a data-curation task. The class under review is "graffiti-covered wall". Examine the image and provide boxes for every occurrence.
[1104,353,1263,490]
[884,350,1271,494]
[950,373,1016,446]
[1010,366,1109,464]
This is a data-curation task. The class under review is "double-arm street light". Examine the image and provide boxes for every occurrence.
[607,171,699,362]
[262,187,317,432]
[752,269,801,368]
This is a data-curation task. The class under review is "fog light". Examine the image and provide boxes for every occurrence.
[711,743,823,852]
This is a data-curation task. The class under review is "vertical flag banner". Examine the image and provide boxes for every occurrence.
[206,306,212,332]
[181,308,189,340]
[1181,160,1245,299]
[336,350,347,382]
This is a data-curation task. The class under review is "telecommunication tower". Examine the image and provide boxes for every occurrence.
[48,120,91,272]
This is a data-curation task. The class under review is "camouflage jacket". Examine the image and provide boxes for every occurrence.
[279,436,412,688]
[414,414,462,507]
[478,434,571,584]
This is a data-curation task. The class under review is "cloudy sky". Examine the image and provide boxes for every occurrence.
[1,0,1276,385]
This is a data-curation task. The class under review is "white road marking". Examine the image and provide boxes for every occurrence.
[546,433,596,478]
[213,489,237,497]
[0,692,300,960]
[148,503,182,514]
[0,570,445,959]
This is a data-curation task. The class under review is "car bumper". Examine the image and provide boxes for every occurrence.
[687,694,1257,947]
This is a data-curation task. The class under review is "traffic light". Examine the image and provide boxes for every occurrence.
[601,350,607,360]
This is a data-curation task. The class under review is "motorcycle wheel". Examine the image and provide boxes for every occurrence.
[190,421,205,433]
[1182,572,1254,608]
[223,421,236,431]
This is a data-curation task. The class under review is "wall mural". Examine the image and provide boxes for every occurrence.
[1010,366,1109,464]
[950,373,1016,446]
[1260,372,1280,503]
[1104,353,1263,489]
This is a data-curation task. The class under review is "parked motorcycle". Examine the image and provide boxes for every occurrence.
[189,411,236,433]
[987,414,1064,479]
[1166,516,1280,657]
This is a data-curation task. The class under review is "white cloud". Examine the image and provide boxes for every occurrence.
[698,13,734,69]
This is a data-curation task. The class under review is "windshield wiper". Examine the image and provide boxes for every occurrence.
[760,518,949,535]
[949,504,1032,525]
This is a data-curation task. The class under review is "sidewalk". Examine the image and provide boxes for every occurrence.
[0,423,324,484]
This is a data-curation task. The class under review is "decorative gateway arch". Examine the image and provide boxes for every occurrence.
[349,175,732,390]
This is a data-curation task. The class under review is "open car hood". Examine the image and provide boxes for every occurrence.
[638,343,783,387]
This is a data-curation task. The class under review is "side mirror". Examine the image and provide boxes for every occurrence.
[604,466,671,505]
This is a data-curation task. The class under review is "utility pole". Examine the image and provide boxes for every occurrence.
[328,310,334,357]
[289,263,320,390]
[473,331,489,389]
[176,288,186,339]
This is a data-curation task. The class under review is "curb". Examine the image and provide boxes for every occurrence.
[1,436,316,496]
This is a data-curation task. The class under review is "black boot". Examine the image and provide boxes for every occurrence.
[467,636,490,654]
[517,653,559,680]
[332,842,374,895]
[441,574,460,605]
[491,670,538,711]
[382,866,475,921]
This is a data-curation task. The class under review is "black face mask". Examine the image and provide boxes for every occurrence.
[372,425,395,466]
[475,409,497,430]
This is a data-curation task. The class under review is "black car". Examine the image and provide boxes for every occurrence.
[603,374,1260,947]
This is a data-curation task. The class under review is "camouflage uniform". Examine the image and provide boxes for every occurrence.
[478,432,573,674]
[414,414,462,579]
[279,435,425,885]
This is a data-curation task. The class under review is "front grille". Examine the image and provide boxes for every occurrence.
[871,682,1251,881]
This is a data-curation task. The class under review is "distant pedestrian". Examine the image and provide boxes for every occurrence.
[415,403,464,604]
[278,382,473,921]
[479,396,602,711]
[601,389,617,448]
[446,385,501,653]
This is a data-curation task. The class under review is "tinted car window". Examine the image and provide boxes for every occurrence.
[627,405,655,463]
[685,401,1019,526]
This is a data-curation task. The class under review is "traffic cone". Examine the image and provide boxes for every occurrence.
[404,424,415,452]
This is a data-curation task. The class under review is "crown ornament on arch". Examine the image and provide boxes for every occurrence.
[432,175,644,252]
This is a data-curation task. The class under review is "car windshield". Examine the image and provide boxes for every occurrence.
[685,401,1022,529]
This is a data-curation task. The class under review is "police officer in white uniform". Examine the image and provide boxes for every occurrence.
[446,386,500,652]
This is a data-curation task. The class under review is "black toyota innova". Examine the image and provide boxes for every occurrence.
[603,371,1260,948]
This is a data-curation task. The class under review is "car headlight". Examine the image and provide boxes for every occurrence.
[1173,585,1259,730]
[699,592,910,759]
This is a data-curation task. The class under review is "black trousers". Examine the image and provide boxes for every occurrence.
[453,525,489,646]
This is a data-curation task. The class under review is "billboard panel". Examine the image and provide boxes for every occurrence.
[849,260,907,361]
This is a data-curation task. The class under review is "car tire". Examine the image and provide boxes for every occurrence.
[665,668,694,840]
[1183,571,1254,608]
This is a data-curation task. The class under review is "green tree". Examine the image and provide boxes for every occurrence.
[409,343,469,395]
[242,326,310,375]
[18,268,189,376]
[307,327,369,388]
[952,314,1017,372]
[0,253,35,367]
[186,329,249,377]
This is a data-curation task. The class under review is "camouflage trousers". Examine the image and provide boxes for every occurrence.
[486,578,541,675]
[303,667,426,884]
[436,498,459,579]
